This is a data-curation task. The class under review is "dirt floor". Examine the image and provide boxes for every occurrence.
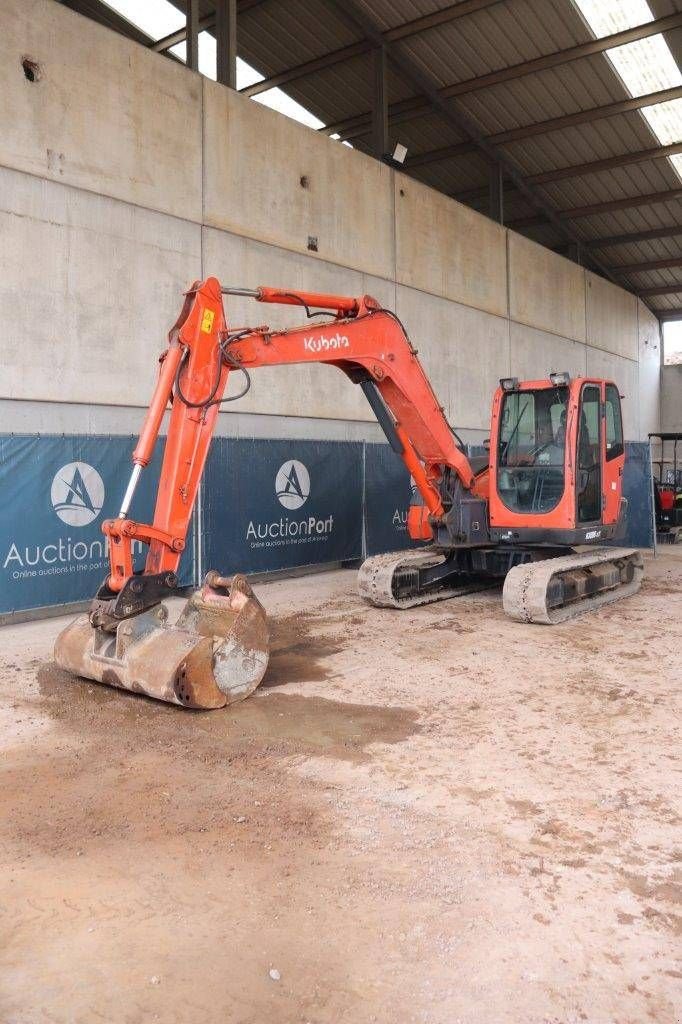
[0,549,680,1024]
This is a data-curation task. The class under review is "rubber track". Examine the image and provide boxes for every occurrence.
[502,547,644,624]
[357,549,493,609]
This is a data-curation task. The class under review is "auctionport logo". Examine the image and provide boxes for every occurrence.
[50,462,104,527]
[275,460,310,510]
[245,458,332,547]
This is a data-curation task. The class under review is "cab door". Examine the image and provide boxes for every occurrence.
[576,383,602,525]
[602,382,625,524]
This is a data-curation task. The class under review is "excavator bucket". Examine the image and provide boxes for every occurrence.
[53,573,269,709]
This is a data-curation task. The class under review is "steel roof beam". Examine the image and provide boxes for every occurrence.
[584,225,682,249]
[612,256,682,274]
[656,308,682,320]
[216,0,238,88]
[638,284,682,296]
[242,40,370,96]
[241,0,501,98]
[527,141,682,185]
[428,142,682,198]
[386,0,502,40]
[186,0,199,71]
[153,15,215,52]
[154,0,495,65]
[373,44,389,158]
[407,85,682,168]
[560,188,682,220]
[457,186,682,222]
[489,163,504,223]
[323,12,682,141]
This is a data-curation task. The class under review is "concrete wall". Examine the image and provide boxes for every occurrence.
[662,365,682,433]
[0,0,661,443]
[638,302,664,438]
[509,233,585,342]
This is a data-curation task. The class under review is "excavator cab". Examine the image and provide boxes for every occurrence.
[495,382,570,515]
[489,374,627,546]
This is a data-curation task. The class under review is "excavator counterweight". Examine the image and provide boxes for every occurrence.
[54,278,643,708]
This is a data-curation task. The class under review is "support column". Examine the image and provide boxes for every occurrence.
[489,162,504,223]
[186,0,199,72]
[372,44,388,159]
[216,0,237,89]
[567,241,583,265]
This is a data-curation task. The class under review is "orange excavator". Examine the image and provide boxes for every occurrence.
[54,278,643,708]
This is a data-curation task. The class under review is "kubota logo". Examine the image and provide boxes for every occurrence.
[303,333,350,353]
[50,462,104,527]
[275,460,310,510]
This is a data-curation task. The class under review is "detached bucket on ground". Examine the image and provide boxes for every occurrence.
[54,573,270,709]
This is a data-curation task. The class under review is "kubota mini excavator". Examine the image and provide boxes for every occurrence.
[54,278,643,708]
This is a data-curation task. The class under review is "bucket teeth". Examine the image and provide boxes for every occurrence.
[53,573,269,709]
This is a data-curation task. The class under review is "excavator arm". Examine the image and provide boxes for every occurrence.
[54,277,478,710]
[103,276,476,599]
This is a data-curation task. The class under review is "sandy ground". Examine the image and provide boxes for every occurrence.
[0,549,680,1024]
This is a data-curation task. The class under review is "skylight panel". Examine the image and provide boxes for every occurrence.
[572,0,653,36]
[573,0,682,182]
[101,0,330,133]
[101,0,184,41]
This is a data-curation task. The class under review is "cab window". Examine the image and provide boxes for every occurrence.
[497,386,569,514]
[605,384,624,461]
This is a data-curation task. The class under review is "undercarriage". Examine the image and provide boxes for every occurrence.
[357,545,644,622]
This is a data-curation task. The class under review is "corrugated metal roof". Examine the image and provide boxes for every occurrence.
[239,0,682,314]
[62,0,682,317]
[396,0,593,88]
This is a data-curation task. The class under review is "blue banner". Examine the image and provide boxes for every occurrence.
[0,435,195,615]
[364,442,424,556]
[0,434,654,617]
[608,442,655,549]
[363,443,486,556]
[202,438,363,575]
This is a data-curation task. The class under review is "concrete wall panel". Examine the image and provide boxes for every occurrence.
[585,348,639,440]
[0,169,201,407]
[510,322,587,383]
[203,81,394,280]
[586,273,638,360]
[396,286,510,432]
[509,233,586,342]
[395,176,507,317]
[661,365,682,432]
[0,0,203,222]
[637,300,661,437]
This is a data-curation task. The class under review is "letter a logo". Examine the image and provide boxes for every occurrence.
[51,462,105,526]
[275,460,310,510]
